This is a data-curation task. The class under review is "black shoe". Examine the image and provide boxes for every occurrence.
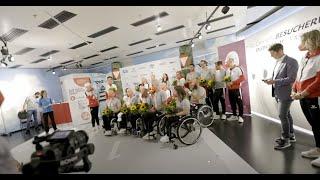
[289,136,296,143]
[274,139,291,150]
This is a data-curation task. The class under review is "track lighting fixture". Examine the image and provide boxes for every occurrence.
[1,61,7,67]
[52,69,56,75]
[63,66,67,70]
[205,23,212,31]
[198,33,203,40]
[221,6,230,14]
[191,42,195,48]
[156,24,162,32]
[47,56,52,61]
[8,55,14,62]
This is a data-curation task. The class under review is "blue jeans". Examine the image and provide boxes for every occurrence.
[27,109,38,130]
[276,99,294,139]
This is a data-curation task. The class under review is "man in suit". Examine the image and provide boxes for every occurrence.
[264,43,299,150]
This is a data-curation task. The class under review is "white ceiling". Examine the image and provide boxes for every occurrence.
[0,6,277,69]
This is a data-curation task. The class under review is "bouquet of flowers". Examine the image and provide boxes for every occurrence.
[139,103,150,114]
[223,76,232,83]
[120,105,130,114]
[172,80,178,86]
[135,85,140,92]
[164,97,177,115]
[130,104,139,115]
[199,78,208,88]
[207,79,215,89]
[102,107,113,116]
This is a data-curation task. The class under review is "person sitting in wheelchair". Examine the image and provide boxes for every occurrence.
[121,88,140,134]
[103,88,122,136]
[139,87,156,140]
[185,80,206,111]
[141,84,167,140]
[160,86,191,143]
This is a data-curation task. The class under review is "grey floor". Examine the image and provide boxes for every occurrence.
[10,123,257,174]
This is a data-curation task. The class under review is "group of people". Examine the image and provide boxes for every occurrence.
[262,29,320,167]
[22,90,57,135]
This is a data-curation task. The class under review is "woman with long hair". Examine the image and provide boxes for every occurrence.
[38,90,57,135]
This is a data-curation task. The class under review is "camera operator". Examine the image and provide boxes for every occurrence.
[0,137,21,174]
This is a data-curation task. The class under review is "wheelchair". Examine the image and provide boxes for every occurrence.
[135,112,166,140]
[191,103,215,128]
[157,115,202,149]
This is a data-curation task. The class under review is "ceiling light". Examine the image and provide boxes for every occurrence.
[222,6,230,14]
[198,33,203,40]
[1,61,7,67]
[63,66,67,70]
[205,23,212,31]
[52,70,56,75]
[191,42,195,48]
[156,24,162,32]
[47,56,52,61]
[8,55,14,62]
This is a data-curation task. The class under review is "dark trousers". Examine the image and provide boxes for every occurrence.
[90,106,100,127]
[206,88,214,106]
[118,113,128,129]
[43,111,57,133]
[213,88,226,115]
[128,113,138,130]
[165,116,179,138]
[142,111,156,133]
[276,99,294,139]
[228,89,244,117]
[102,114,116,131]
[300,98,320,148]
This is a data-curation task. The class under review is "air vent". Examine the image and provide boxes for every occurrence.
[159,43,166,46]
[126,51,143,56]
[206,25,235,34]
[0,28,28,42]
[129,38,152,46]
[131,11,169,27]
[54,10,77,23]
[84,54,99,59]
[197,14,234,26]
[88,26,118,38]
[155,25,185,35]
[100,46,118,53]
[146,46,156,50]
[91,62,103,66]
[60,60,75,64]
[105,56,118,60]
[14,47,35,55]
[70,41,92,49]
[40,50,59,57]
[39,10,76,29]
[176,38,192,44]
[31,58,47,64]
[10,65,23,68]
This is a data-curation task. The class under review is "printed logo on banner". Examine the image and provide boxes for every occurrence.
[122,69,128,73]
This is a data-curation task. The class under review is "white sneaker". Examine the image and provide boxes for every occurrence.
[104,130,112,136]
[142,133,151,140]
[228,115,238,121]
[221,114,227,120]
[150,130,157,136]
[311,157,320,167]
[238,116,244,123]
[160,135,169,143]
[118,128,126,134]
[213,113,220,120]
[301,148,320,159]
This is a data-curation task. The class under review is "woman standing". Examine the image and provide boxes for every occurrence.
[291,30,320,167]
[38,90,57,135]
[85,83,100,131]
[161,73,169,85]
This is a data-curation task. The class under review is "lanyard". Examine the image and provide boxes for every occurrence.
[298,58,310,81]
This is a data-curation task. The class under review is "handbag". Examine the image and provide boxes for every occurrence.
[18,110,28,119]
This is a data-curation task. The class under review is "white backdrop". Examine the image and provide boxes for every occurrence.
[120,57,181,92]
[245,6,320,131]
[60,73,107,126]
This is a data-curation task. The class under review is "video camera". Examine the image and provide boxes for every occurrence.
[21,130,95,175]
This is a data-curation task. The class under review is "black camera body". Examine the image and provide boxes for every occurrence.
[22,130,95,175]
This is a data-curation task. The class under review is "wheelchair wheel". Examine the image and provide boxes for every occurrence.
[157,116,166,136]
[177,117,202,145]
[197,105,214,128]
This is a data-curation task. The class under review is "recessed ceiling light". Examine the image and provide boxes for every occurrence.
[52,70,56,75]
[156,24,162,32]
